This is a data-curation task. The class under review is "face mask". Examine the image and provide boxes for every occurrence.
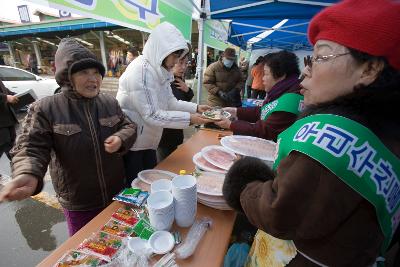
[223,58,234,68]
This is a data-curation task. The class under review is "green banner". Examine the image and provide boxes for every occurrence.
[26,0,192,40]
[204,20,229,51]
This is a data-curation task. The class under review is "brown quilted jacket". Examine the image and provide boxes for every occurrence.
[11,39,137,210]
[203,59,243,107]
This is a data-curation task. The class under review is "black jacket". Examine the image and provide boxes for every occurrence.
[0,80,17,146]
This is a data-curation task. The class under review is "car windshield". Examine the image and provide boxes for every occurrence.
[0,67,36,81]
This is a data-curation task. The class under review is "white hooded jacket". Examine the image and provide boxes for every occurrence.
[116,22,197,151]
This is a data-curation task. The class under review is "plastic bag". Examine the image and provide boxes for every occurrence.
[174,217,212,259]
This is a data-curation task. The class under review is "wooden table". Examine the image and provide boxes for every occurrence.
[37,129,236,267]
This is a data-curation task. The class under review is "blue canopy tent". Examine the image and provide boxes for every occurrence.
[228,18,311,51]
[209,0,337,20]
[208,0,338,51]
[192,0,338,103]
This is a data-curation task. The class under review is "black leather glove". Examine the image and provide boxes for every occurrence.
[217,90,230,103]
[223,157,274,212]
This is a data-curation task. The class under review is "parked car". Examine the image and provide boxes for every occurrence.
[0,65,60,100]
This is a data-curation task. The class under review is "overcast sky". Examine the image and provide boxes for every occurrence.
[0,0,75,23]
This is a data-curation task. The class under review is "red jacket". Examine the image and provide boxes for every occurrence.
[230,78,301,141]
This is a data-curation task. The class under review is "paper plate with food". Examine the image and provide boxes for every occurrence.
[202,108,231,121]
[201,145,237,171]
[192,152,227,174]
[194,171,225,196]
[220,135,277,161]
[138,169,176,185]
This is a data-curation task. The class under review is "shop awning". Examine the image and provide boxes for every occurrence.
[0,18,119,40]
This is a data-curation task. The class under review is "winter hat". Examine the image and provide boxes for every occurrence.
[70,58,105,77]
[308,0,400,70]
[223,48,237,60]
[55,38,105,87]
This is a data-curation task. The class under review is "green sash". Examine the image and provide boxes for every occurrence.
[260,93,304,121]
[273,114,400,253]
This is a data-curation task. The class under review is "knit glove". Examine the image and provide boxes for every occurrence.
[223,157,274,212]
[217,90,231,103]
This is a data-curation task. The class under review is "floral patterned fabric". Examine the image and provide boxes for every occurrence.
[246,230,297,267]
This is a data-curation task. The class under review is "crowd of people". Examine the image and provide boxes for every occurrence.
[0,0,400,265]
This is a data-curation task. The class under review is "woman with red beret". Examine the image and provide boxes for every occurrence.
[223,0,400,266]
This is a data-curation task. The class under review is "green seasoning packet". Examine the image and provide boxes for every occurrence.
[139,226,154,240]
[121,188,141,197]
[133,218,155,240]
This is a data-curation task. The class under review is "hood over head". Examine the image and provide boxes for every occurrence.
[142,22,188,82]
[55,38,105,88]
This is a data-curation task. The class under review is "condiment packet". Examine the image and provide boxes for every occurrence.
[113,188,149,207]
[133,217,155,240]
[111,206,139,226]
[100,219,135,238]
[54,250,105,267]
[121,187,141,197]
[77,232,123,262]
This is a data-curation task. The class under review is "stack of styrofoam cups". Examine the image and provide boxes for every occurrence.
[146,190,174,231]
[151,179,172,193]
[171,174,197,227]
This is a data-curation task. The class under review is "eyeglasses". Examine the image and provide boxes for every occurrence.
[304,52,350,69]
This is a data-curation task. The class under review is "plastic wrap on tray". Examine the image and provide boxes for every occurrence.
[77,232,123,262]
[101,219,135,238]
[53,250,105,267]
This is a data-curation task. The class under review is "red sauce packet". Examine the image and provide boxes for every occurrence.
[54,250,105,267]
[77,232,123,262]
[101,219,135,238]
[111,206,140,226]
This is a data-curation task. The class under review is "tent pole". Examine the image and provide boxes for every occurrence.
[98,31,108,73]
[196,0,206,105]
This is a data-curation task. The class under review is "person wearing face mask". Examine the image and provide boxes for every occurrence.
[223,0,400,266]
[0,38,137,236]
[116,22,211,186]
[204,47,244,107]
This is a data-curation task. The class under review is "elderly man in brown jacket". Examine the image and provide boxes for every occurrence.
[203,48,243,107]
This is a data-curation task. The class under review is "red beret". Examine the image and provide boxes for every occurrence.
[309,0,400,70]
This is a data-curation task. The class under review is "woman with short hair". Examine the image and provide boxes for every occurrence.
[216,50,302,142]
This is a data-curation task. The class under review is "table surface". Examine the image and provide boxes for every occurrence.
[37,129,236,267]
